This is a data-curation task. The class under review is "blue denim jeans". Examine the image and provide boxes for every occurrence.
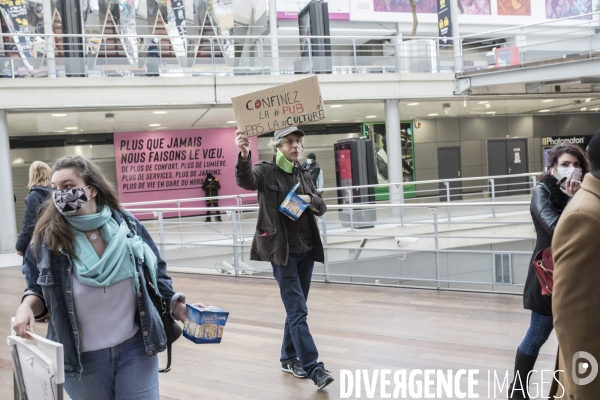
[272,250,324,379]
[518,311,554,357]
[64,331,159,400]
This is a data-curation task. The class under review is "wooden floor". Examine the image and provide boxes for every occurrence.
[0,267,558,399]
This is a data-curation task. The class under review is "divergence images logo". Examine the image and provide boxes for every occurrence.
[572,351,598,386]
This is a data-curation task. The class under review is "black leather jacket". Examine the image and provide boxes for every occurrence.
[523,174,569,315]
[235,151,326,266]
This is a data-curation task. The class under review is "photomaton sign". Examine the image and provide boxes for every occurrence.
[114,128,258,217]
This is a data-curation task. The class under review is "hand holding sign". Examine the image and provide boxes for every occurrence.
[235,129,250,159]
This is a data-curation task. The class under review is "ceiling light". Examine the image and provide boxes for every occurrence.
[539,109,550,112]
[581,107,587,111]
[332,119,342,121]
[486,111,496,114]
[407,103,419,106]
[485,104,491,108]
[541,99,554,103]
[226,120,236,123]
[330,105,343,108]
[149,124,161,127]
[428,113,439,116]
[591,108,600,111]
[153,111,167,114]
[366,115,377,118]
[477,101,489,104]
[585,98,592,102]
[65,127,78,130]
[52,113,67,117]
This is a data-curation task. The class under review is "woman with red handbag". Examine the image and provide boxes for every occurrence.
[508,144,588,399]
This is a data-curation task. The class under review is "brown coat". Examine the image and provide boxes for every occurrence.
[549,174,600,399]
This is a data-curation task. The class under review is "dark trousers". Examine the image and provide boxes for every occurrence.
[206,201,221,219]
[271,250,323,378]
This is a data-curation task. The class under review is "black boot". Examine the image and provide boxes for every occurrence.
[205,216,212,222]
[508,348,538,399]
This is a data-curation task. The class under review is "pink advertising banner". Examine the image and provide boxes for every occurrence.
[114,128,259,218]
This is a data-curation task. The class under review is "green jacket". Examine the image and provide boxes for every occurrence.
[235,151,326,266]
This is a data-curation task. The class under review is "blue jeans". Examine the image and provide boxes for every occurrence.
[64,331,159,400]
[518,311,554,357]
[272,251,324,379]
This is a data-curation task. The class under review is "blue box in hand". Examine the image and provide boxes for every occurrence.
[182,304,229,344]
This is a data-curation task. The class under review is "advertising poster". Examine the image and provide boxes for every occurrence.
[0,0,34,66]
[364,122,416,200]
[373,0,437,13]
[437,0,453,45]
[114,128,258,217]
[276,0,350,20]
[212,0,234,30]
[457,0,490,14]
[546,0,591,19]
[497,0,531,15]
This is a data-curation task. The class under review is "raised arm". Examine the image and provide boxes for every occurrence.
[234,129,263,191]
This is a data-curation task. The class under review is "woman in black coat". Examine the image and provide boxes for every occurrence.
[15,161,52,256]
[509,144,588,399]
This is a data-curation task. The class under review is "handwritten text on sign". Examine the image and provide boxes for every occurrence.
[231,75,326,137]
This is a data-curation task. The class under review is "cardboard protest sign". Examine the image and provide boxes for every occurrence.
[231,76,326,137]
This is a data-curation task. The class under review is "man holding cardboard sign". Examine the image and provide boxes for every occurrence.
[234,127,334,390]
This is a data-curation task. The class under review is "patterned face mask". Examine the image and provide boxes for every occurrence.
[53,185,90,216]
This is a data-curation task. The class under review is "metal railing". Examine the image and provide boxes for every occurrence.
[2,11,598,78]
[458,11,600,74]
[121,173,540,294]
[122,171,539,219]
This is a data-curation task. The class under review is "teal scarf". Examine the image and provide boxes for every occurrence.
[65,206,159,295]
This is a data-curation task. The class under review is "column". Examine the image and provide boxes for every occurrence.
[385,99,404,219]
[43,0,56,78]
[394,23,403,73]
[0,110,17,253]
[269,0,280,75]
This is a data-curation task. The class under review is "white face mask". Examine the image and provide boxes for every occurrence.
[306,159,313,165]
[555,166,582,182]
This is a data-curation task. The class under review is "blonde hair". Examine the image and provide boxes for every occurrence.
[27,161,52,190]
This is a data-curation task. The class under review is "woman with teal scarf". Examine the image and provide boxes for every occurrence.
[13,156,204,400]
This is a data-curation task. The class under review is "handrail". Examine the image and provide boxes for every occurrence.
[459,10,600,39]
[122,172,539,208]
[123,193,256,207]
[125,201,530,214]
[1,11,597,42]
[319,172,539,193]
[0,32,445,41]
